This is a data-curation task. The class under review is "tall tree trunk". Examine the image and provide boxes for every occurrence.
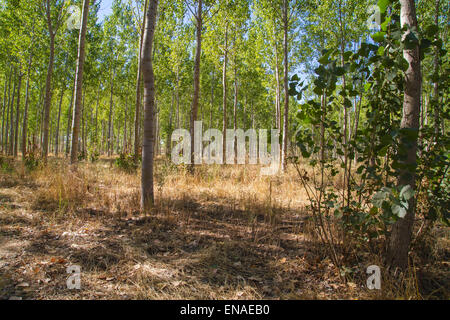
[108,69,114,157]
[95,83,100,146]
[66,79,75,156]
[210,70,214,129]
[123,105,128,153]
[233,45,238,133]
[190,0,202,169]
[82,91,86,156]
[432,0,441,136]
[2,66,12,154]
[42,33,55,163]
[55,86,64,157]
[81,94,85,156]
[387,0,422,270]
[22,49,34,160]
[154,107,159,156]
[134,0,148,163]
[13,72,22,157]
[281,0,289,171]
[338,0,349,207]
[101,120,105,154]
[141,0,159,211]
[176,67,180,128]
[233,36,239,160]
[243,94,246,130]
[39,90,45,150]
[166,90,174,156]
[1,67,11,154]
[8,71,16,156]
[273,23,281,130]
[70,0,90,164]
[222,23,229,164]
[251,99,254,129]
[0,78,5,151]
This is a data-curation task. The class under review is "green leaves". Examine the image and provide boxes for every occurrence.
[400,185,414,201]
[425,25,439,38]
[391,203,407,218]
[403,31,419,49]
[372,187,391,208]
[377,0,391,14]
[371,31,386,43]
[372,185,414,219]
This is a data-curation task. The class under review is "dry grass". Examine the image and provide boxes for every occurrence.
[0,156,448,300]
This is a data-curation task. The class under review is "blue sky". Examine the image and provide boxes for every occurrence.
[98,0,113,21]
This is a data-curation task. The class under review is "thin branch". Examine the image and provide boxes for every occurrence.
[184,0,198,21]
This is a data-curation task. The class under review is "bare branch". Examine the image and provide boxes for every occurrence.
[184,0,198,21]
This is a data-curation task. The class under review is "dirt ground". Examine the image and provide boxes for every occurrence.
[0,157,448,300]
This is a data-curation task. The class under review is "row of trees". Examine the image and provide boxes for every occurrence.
[0,0,305,163]
[0,0,448,270]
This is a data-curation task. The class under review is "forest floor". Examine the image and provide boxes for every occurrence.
[0,156,448,300]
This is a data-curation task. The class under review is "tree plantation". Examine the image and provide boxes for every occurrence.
[0,0,448,300]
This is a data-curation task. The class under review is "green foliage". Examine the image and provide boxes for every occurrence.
[115,152,138,173]
[289,0,449,256]
[372,185,414,219]
[88,146,100,163]
[24,151,41,172]
[0,156,14,173]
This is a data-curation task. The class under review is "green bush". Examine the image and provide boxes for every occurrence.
[115,153,138,173]
[88,147,100,163]
[24,152,41,171]
[0,156,14,173]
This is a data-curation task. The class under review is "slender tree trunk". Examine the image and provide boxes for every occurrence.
[222,23,229,164]
[13,72,22,157]
[141,0,159,211]
[166,90,174,156]
[176,67,180,128]
[339,0,349,207]
[433,0,441,136]
[154,107,159,156]
[387,0,422,270]
[66,79,75,156]
[251,99,254,129]
[123,105,128,153]
[81,93,85,156]
[281,0,289,171]
[8,71,16,156]
[134,0,148,162]
[82,92,87,156]
[39,91,45,150]
[0,77,4,151]
[22,50,34,160]
[233,48,238,133]
[1,70,9,154]
[95,83,100,146]
[55,86,64,157]
[101,120,105,154]
[108,69,114,157]
[42,32,56,163]
[233,37,239,159]
[190,0,202,169]
[2,66,12,154]
[273,23,281,130]
[70,0,90,164]
[210,71,214,129]
[243,94,246,130]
